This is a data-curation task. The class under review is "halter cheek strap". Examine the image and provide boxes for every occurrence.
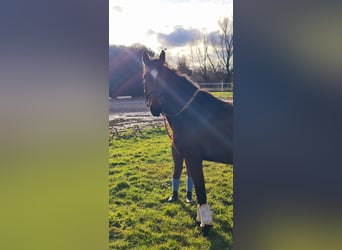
[163,89,200,117]
[145,90,162,101]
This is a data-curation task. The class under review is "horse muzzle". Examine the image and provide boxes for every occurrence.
[145,91,163,116]
[150,105,162,116]
[148,98,162,116]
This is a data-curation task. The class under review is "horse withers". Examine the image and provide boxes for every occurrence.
[142,50,233,236]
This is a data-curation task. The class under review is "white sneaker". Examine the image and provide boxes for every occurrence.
[199,203,213,227]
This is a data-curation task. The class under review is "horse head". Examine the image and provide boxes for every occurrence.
[142,50,166,116]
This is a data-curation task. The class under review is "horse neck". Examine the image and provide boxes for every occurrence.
[162,67,198,116]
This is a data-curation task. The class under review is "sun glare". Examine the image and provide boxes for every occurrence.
[109,0,232,53]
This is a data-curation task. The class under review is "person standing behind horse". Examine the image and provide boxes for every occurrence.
[168,144,194,203]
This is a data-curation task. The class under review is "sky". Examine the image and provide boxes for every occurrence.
[109,0,233,57]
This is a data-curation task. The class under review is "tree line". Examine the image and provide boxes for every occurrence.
[109,17,233,97]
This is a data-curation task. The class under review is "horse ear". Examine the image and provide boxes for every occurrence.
[159,50,165,65]
[142,51,150,66]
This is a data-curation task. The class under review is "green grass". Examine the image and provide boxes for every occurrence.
[210,91,233,99]
[109,127,233,249]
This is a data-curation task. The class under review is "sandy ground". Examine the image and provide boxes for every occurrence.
[109,97,233,129]
[109,98,162,129]
[109,97,149,114]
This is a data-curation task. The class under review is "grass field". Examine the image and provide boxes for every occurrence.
[109,127,233,249]
[209,91,233,99]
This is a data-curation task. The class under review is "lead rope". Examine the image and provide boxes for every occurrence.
[162,114,182,155]
[161,89,200,153]
[162,114,172,140]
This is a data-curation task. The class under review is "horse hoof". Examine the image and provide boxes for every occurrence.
[200,224,213,237]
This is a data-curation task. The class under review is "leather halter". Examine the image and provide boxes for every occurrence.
[145,88,199,117]
[163,89,200,117]
[143,68,199,117]
[145,89,162,101]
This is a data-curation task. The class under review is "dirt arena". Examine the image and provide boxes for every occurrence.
[109,96,232,129]
[109,97,163,129]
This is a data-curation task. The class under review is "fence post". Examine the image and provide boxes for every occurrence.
[114,128,120,139]
[134,125,144,137]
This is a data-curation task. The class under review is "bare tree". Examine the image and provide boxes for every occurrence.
[188,17,233,83]
[176,55,192,76]
[190,34,210,83]
[211,17,233,82]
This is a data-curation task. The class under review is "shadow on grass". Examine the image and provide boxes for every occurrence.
[177,200,232,249]
[158,195,232,249]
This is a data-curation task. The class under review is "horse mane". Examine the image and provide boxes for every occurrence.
[162,64,199,89]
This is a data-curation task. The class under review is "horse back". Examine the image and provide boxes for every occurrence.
[172,91,233,164]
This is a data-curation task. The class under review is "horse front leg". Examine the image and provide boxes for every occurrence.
[185,157,213,236]
[185,157,206,205]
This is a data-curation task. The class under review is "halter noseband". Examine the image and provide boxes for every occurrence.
[145,89,163,101]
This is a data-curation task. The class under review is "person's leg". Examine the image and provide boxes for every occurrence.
[168,145,183,202]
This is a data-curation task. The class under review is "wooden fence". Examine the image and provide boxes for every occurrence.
[109,121,164,140]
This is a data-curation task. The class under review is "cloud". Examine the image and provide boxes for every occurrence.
[112,5,123,13]
[146,29,156,36]
[207,30,220,42]
[156,26,201,47]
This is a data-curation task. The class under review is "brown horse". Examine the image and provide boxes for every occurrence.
[142,50,233,236]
